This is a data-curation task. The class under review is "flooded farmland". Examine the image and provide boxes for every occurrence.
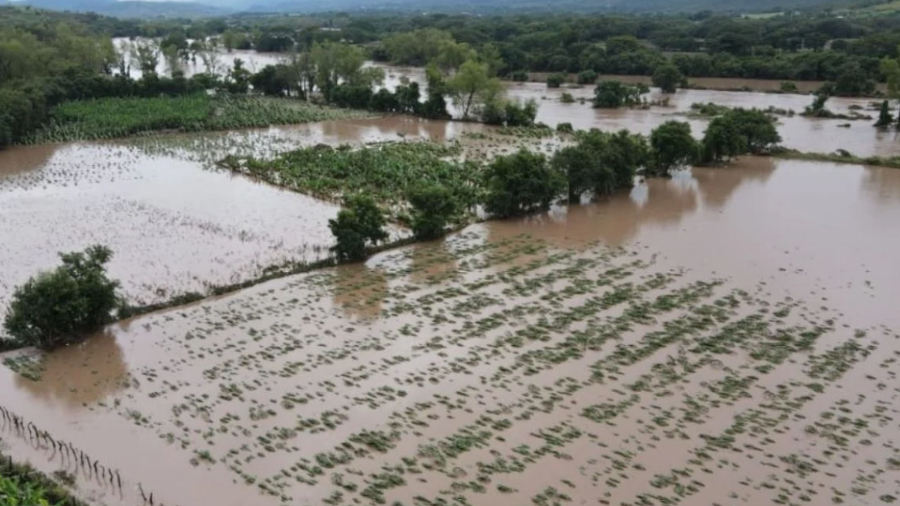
[2,148,900,506]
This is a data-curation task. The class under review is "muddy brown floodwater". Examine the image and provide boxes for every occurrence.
[0,142,342,314]
[374,62,900,158]
[2,156,899,506]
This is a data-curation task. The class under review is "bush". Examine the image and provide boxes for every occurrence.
[557,122,574,133]
[408,183,458,240]
[560,92,575,103]
[482,98,538,127]
[4,246,121,349]
[577,70,598,85]
[509,70,530,82]
[780,81,798,93]
[484,150,565,218]
[546,73,567,88]
[593,81,646,108]
[329,195,389,262]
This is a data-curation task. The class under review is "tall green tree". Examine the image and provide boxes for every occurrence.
[649,121,697,176]
[652,63,683,93]
[484,150,565,218]
[448,59,502,119]
[407,183,458,240]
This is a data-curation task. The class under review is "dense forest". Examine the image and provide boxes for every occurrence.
[3,4,900,148]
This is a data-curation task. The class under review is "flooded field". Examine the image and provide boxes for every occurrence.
[0,142,342,313]
[2,157,899,506]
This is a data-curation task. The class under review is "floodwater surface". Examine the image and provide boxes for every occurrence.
[0,142,341,315]
[1,158,898,506]
[374,62,900,157]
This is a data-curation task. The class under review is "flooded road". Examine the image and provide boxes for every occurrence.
[2,157,899,506]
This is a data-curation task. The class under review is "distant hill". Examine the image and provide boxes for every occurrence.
[2,0,232,18]
[0,0,849,18]
[242,0,845,14]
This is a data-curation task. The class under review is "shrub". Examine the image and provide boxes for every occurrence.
[560,92,575,103]
[780,81,798,93]
[509,70,530,82]
[4,245,121,349]
[557,122,574,133]
[593,81,646,108]
[546,73,567,88]
[484,150,565,218]
[577,70,598,85]
[408,183,458,240]
[329,195,389,262]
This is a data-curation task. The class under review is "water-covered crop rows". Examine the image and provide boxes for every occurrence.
[56,229,899,506]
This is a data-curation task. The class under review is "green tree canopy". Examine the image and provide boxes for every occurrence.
[329,195,389,262]
[4,245,121,349]
[652,63,683,93]
[649,121,697,176]
[407,183,458,240]
[484,150,565,218]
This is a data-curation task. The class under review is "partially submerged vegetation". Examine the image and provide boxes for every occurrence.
[0,450,87,506]
[25,94,370,144]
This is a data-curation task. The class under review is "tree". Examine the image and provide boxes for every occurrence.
[649,121,697,176]
[551,129,646,201]
[881,57,900,100]
[408,183,458,240]
[875,100,893,127]
[448,59,502,120]
[131,40,160,76]
[577,70,597,85]
[832,61,876,96]
[421,63,451,119]
[483,150,565,218]
[727,108,781,153]
[552,144,597,203]
[4,245,121,349]
[250,64,292,96]
[652,63,683,93]
[593,81,645,108]
[329,195,389,262]
[700,115,743,165]
[226,59,251,94]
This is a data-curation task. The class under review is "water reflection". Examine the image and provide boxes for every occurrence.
[486,156,775,248]
[0,144,61,180]
[408,239,460,286]
[330,263,389,320]
[15,332,129,407]
[860,164,900,206]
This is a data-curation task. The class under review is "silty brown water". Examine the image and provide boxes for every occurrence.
[1,157,898,506]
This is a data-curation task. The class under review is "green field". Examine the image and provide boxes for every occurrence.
[23,95,371,145]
